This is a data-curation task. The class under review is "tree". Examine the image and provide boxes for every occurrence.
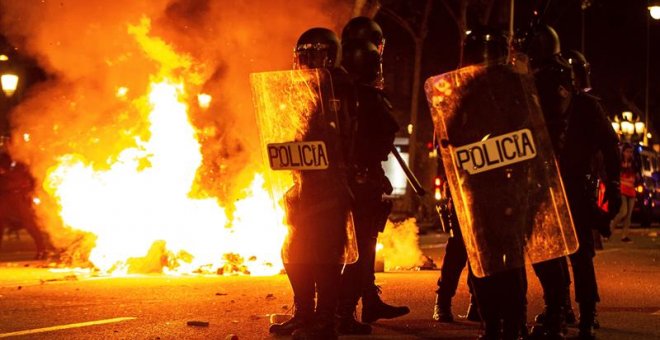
[379,0,433,212]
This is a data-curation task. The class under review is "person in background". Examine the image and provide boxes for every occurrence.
[610,143,638,242]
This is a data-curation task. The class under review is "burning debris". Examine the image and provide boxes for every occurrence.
[186,320,210,327]
[0,1,351,275]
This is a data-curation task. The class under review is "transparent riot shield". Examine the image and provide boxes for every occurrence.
[424,57,578,278]
[250,69,358,265]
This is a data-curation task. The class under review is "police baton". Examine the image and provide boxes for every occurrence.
[390,146,426,196]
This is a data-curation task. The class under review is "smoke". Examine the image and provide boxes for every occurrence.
[0,0,352,250]
[379,218,425,271]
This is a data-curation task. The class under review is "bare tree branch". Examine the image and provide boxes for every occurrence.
[440,0,461,28]
[379,7,417,39]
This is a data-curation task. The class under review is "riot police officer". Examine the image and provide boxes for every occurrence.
[532,49,595,330]
[529,25,621,340]
[268,27,356,340]
[453,26,531,340]
[335,18,409,335]
[432,26,520,325]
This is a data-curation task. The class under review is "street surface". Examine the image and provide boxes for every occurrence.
[0,226,658,339]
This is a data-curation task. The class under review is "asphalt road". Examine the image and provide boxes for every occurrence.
[0,227,658,339]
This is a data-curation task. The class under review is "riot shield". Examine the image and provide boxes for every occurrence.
[250,69,358,265]
[424,57,578,278]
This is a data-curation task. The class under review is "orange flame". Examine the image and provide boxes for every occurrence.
[44,79,286,275]
[38,18,288,275]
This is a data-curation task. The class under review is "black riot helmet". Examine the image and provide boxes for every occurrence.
[341,16,385,55]
[523,24,561,71]
[563,49,592,92]
[535,55,574,119]
[461,26,510,67]
[293,28,341,70]
[342,39,381,85]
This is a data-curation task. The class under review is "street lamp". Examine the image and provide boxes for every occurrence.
[612,111,646,143]
[650,0,660,20]
[0,52,19,98]
[1,73,19,97]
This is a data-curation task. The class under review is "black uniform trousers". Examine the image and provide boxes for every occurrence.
[532,257,569,312]
[436,220,475,304]
[535,183,599,305]
[446,216,525,328]
[285,263,343,315]
[471,266,527,333]
[566,186,600,305]
[339,186,382,307]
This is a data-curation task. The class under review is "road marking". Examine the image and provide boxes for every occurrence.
[653,309,660,316]
[0,317,136,338]
[596,248,622,254]
[420,244,446,249]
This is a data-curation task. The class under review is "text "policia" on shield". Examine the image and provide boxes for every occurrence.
[454,129,536,175]
[267,141,329,170]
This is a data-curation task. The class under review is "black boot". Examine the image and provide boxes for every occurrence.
[535,293,575,325]
[466,302,481,322]
[564,287,576,325]
[336,303,371,335]
[292,311,337,340]
[530,306,566,340]
[564,305,576,325]
[593,311,600,329]
[503,316,524,340]
[432,293,454,322]
[478,318,502,340]
[269,305,313,336]
[362,285,410,323]
[578,303,597,340]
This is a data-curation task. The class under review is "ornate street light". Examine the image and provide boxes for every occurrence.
[0,52,19,98]
[612,111,646,143]
[650,0,660,20]
[1,73,19,97]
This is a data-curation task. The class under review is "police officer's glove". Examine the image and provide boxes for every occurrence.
[381,176,394,196]
[602,181,622,220]
[591,206,612,239]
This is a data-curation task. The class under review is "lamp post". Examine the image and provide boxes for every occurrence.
[650,1,660,20]
[612,111,646,143]
[0,52,21,138]
[0,53,19,98]
[1,73,19,97]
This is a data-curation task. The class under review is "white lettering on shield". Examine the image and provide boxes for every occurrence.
[454,129,536,175]
[267,141,329,170]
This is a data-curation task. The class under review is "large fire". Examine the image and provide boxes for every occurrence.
[28,18,291,276]
[44,78,286,275]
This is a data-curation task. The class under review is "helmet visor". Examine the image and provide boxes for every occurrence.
[293,43,333,69]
